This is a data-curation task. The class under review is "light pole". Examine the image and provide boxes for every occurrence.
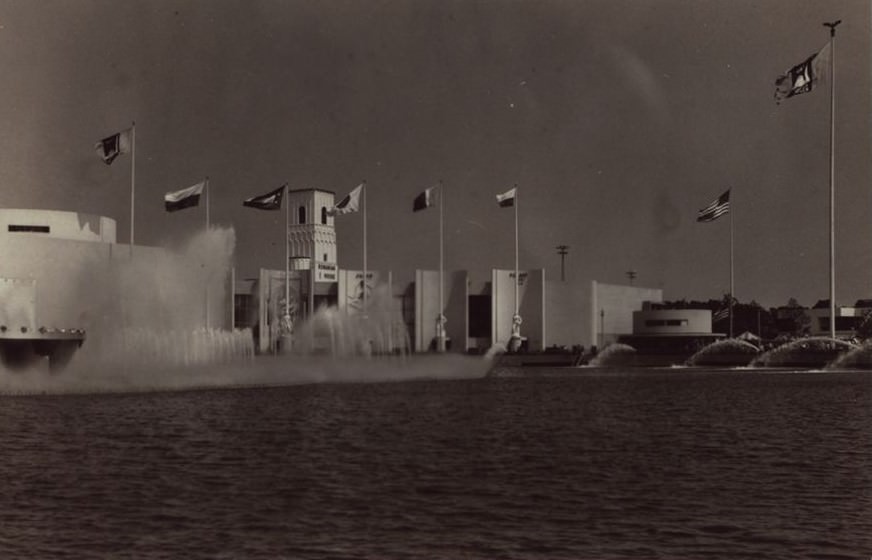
[556,245,569,282]
[626,270,637,285]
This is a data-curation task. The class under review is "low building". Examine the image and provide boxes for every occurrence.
[616,303,725,365]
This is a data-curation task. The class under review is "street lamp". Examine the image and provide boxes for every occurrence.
[556,245,569,281]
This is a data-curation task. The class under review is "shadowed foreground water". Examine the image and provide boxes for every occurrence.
[0,368,870,559]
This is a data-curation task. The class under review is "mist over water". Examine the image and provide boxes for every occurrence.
[0,226,490,394]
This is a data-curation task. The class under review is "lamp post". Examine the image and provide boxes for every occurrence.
[556,245,569,282]
[626,270,637,285]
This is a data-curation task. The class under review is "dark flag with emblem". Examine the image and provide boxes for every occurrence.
[164,182,205,212]
[243,185,285,210]
[697,190,730,222]
[95,128,132,165]
[774,43,830,104]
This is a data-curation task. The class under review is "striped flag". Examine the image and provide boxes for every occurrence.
[95,128,132,165]
[697,190,730,222]
[496,187,516,207]
[413,186,435,212]
[329,184,363,216]
[164,182,204,212]
[243,185,285,210]
[713,307,730,323]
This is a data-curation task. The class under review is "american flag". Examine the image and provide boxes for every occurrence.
[697,190,730,222]
[712,307,730,323]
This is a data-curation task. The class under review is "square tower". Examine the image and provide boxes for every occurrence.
[286,188,337,281]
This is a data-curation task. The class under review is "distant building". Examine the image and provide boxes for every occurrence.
[616,303,725,364]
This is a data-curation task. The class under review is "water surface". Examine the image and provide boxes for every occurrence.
[1,367,870,559]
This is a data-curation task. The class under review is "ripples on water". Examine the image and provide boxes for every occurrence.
[0,368,870,559]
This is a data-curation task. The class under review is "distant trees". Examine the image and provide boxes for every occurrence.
[775,298,811,337]
[855,310,872,340]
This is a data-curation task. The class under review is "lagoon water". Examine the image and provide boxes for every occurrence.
[1,367,870,559]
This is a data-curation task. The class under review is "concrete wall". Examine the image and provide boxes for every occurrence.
[0,209,116,243]
[544,280,588,349]
[590,281,663,347]
[414,269,468,352]
[491,269,545,351]
[0,230,233,357]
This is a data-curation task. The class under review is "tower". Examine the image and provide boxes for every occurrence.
[285,188,338,278]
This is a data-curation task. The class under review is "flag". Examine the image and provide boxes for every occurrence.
[713,307,730,323]
[164,182,204,212]
[95,128,132,165]
[243,185,285,210]
[774,43,830,104]
[496,187,516,207]
[413,186,435,212]
[329,183,363,216]
[697,190,730,222]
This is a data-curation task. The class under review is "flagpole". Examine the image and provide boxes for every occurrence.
[363,181,368,316]
[729,190,734,338]
[231,265,236,331]
[205,176,211,329]
[825,20,840,340]
[130,121,136,252]
[514,185,519,317]
[512,184,521,351]
[438,180,445,352]
[285,183,290,323]
[205,176,210,230]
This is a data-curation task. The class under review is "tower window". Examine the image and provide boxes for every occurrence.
[321,207,328,224]
[298,206,306,224]
[323,253,328,262]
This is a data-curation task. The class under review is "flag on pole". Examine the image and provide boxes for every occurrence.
[713,307,730,323]
[413,186,435,212]
[774,43,831,104]
[164,182,205,212]
[95,128,132,165]
[697,190,730,222]
[496,187,516,207]
[329,183,363,216]
[243,185,285,210]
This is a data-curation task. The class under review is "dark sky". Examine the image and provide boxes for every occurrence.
[1,0,869,307]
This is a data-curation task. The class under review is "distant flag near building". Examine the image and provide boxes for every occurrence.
[243,185,285,210]
[95,128,132,165]
[774,43,830,104]
[164,181,205,212]
[713,307,730,323]
[496,187,517,207]
[412,186,436,212]
[697,190,730,222]
[329,183,363,216]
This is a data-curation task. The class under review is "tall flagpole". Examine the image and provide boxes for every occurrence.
[514,185,519,317]
[130,121,136,252]
[825,20,840,340]
[284,183,290,322]
[363,181,368,316]
[729,190,734,338]
[438,180,445,352]
[205,176,210,229]
[511,184,521,351]
[204,176,211,329]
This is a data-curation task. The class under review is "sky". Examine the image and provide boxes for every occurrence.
[0,0,869,308]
